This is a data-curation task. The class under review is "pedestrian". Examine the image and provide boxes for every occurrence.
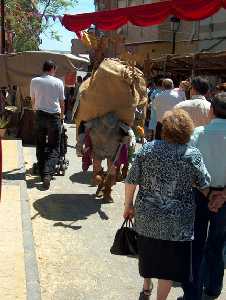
[179,92,226,300]
[153,78,183,139]
[71,76,83,122]
[216,82,226,93]
[64,71,76,120]
[30,60,65,189]
[173,80,190,101]
[147,77,163,140]
[123,109,211,300]
[74,76,83,103]
[175,76,211,127]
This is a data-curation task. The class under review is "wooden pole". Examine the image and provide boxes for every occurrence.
[192,54,197,77]
[1,0,6,54]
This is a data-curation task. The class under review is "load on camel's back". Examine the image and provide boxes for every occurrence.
[75,58,147,202]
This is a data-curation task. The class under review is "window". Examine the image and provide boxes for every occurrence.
[128,0,140,6]
[118,0,126,8]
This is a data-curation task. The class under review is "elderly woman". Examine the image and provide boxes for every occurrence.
[123,109,211,300]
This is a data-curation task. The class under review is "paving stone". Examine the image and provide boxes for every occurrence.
[24,124,226,300]
[0,185,26,300]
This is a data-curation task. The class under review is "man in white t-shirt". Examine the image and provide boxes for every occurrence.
[30,60,65,189]
[153,78,184,139]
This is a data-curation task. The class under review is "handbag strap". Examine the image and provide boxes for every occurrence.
[121,219,128,228]
[128,219,134,228]
[121,218,134,228]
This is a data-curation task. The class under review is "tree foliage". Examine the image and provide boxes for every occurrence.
[5,0,77,52]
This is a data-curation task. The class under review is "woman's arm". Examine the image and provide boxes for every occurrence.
[123,147,142,219]
[125,183,137,207]
[123,183,137,219]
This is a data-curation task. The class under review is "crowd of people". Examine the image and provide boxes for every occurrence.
[30,60,226,300]
[125,76,226,300]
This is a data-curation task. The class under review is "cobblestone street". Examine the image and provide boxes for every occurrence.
[24,123,226,300]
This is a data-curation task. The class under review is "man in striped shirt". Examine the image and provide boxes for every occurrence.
[175,76,211,127]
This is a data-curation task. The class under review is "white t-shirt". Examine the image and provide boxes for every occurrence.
[30,75,65,114]
[153,89,184,122]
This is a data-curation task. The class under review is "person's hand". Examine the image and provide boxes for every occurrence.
[123,204,135,220]
[75,143,83,157]
[60,113,64,121]
[208,191,226,213]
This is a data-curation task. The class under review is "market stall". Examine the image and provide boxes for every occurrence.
[0,51,89,101]
[148,50,226,83]
[0,51,89,143]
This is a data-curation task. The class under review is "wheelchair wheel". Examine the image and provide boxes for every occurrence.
[59,163,66,176]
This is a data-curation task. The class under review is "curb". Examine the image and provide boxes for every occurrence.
[20,180,41,300]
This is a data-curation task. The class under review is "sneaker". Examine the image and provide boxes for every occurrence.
[43,175,51,189]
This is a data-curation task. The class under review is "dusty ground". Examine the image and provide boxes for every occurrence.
[23,123,226,300]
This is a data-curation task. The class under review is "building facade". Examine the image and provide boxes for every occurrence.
[94,0,226,63]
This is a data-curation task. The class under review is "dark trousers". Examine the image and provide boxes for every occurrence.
[64,99,69,116]
[36,110,61,178]
[182,189,226,300]
[155,121,162,140]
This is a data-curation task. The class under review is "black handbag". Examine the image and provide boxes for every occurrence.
[110,219,138,257]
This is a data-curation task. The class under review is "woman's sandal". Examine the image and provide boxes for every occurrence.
[138,282,154,300]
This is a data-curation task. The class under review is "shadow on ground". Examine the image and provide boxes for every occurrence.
[53,222,82,230]
[69,171,93,185]
[2,168,25,180]
[33,194,109,228]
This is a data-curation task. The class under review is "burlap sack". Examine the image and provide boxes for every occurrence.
[76,58,147,126]
[86,112,126,161]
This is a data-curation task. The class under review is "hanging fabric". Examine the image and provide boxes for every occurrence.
[62,0,226,34]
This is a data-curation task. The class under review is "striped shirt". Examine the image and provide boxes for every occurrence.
[175,95,211,127]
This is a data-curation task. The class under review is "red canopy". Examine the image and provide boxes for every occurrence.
[62,0,226,33]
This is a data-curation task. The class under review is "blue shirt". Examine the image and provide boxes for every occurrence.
[148,99,158,130]
[150,88,162,101]
[126,141,210,241]
[190,118,226,187]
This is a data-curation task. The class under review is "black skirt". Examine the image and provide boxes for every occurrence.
[138,235,192,283]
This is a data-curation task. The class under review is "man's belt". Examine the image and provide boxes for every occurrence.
[36,110,60,117]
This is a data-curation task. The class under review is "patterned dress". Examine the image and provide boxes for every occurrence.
[126,140,211,242]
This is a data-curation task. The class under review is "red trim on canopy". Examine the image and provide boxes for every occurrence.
[62,0,226,34]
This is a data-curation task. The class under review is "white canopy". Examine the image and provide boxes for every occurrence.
[0,51,90,87]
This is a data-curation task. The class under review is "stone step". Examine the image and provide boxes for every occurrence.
[2,139,25,181]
